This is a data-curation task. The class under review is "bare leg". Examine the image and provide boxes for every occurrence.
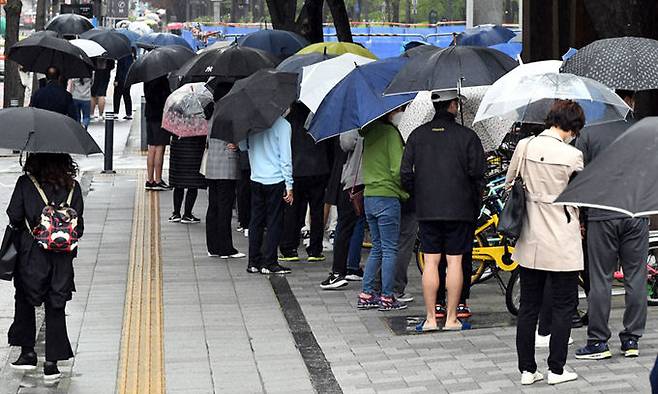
[90,97,97,118]
[422,253,442,328]
[154,145,165,183]
[98,97,106,116]
[147,145,156,183]
[445,254,464,328]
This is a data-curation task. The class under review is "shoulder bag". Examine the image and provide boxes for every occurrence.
[498,137,535,239]
[0,224,18,281]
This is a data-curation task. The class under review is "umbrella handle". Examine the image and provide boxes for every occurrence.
[19,131,35,167]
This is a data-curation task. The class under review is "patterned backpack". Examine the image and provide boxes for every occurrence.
[27,175,80,253]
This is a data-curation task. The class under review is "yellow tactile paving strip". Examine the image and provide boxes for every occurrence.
[117,174,165,393]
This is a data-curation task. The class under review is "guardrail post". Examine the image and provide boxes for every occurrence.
[103,111,116,174]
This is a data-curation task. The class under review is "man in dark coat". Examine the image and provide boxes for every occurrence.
[30,67,77,120]
[400,91,486,331]
[113,50,135,119]
[575,91,648,360]
[279,103,331,262]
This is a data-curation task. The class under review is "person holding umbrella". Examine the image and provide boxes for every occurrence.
[90,58,115,121]
[144,75,173,191]
[400,91,486,330]
[114,50,135,120]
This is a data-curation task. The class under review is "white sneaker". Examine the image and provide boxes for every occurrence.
[243,229,249,237]
[521,371,544,385]
[547,370,578,385]
[536,332,574,348]
[220,252,246,259]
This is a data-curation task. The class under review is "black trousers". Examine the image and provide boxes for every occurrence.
[248,181,285,269]
[206,180,238,256]
[331,189,361,276]
[516,266,578,375]
[173,188,198,217]
[437,253,472,304]
[113,81,132,115]
[8,295,73,362]
[237,169,251,229]
[280,175,328,257]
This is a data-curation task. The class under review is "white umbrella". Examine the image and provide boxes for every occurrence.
[474,72,631,126]
[70,39,108,58]
[299,53,375,114]
[128,21,153,36]
[475,60,561,123]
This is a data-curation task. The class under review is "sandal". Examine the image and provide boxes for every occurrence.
[443,320,472,331]
[415,319,440,333]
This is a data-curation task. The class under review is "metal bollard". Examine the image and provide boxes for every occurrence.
[102,111,116,174]
[140,96,147,151]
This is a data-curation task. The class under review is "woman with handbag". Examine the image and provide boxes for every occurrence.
[356,108,409,311]
[506,100,585,386]
[6,153,84,382]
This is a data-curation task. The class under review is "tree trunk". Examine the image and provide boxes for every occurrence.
[406,0,411,23]
[326,0,353,42]
[391,0,400,22]
[35,0,47,31]
[4,0,25,108]
[297,0,325,43]
[51,0,60,18]
[230,0,238,22]
[266,0,298,31]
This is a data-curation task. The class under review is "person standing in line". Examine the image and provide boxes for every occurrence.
[113,50,135,120]
[506,100,585,386]
[167,135,206,224]
[321,130,362,289]
[68,78,92,129]
[143,75,172,191]
[236,151,251,236]
[575,90,647,360]
[241,116,294,275]
[400,91,485,331]
[90,58,114,120]
[279,103,331,262]
[356,108,409,311]
[30,67,77,119]
[7,154,84,382]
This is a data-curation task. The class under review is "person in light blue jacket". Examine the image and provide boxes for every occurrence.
[239,116,294,275]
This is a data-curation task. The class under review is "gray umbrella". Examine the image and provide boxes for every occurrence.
[561,37,658,91]
[555,118,656,217]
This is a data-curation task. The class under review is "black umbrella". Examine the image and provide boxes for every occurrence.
[0,108,102,155]
[125,45,195,86]
[385,45,518,95]
[210,69,297,143]
[7,34,94,78]
[237,29,309,59]
[560,37,658,91]
[555,118,655,217]
[45,14,94,37]
[182,45,280,81]
[402,43,441,58]
[80,29,132,60]
[276,52,335,74]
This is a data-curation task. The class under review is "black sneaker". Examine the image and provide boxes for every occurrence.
[152,181,173,191]
[575,341,612,360]
[168,213,181,223]
[345,268,364,281]
[320,273,348,289]
[124,115,133,120]
[10,352,37,371]
[246,266,260,274]
[307,254,326,262]
[43,361,61,381]
[261,264,291,275]
[621,339,639,357]
[181,214,201,224]
[279,252,300,262]
[145,181,157,190]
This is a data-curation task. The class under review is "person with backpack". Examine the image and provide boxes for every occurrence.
[6,153,84,382]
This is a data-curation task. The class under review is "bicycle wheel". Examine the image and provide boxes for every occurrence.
[647,242,658,306]
[506,269,521,316]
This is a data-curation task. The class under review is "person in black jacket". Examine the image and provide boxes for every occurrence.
[279,103,331,262]
[113,50,135,120]
[144,75,172,191]
[7,153,84,381]
[30,67,77,120]
[400,91,486,331]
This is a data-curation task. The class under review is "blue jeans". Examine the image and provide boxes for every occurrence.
[362,196,400,297]
[347,215,365,271]
[73,99,91,129]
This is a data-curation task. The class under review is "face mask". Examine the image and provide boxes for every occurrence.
[390,112,404,127]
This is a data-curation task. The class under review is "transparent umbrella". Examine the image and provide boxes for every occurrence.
[474,72,631,125]
[461,86,514,152]
[161,83,214,138]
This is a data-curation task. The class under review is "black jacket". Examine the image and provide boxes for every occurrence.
[287,105,330,178]
[30,82,77,120]
[400,111,486,222]
[7,175,84,308]
[144,76,171,122]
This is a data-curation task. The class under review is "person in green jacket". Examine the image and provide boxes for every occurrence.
[356,108,409,311]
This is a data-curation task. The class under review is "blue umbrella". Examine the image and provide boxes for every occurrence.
[136,32,194,51]
[115,28,142,46]
[488,42,522,59]
[309,56,416,141]
[238,29,309,59]
[455,25,516,47]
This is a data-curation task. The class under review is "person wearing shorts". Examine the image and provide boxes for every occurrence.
[400,91,486,332]
[90,58,114,120]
